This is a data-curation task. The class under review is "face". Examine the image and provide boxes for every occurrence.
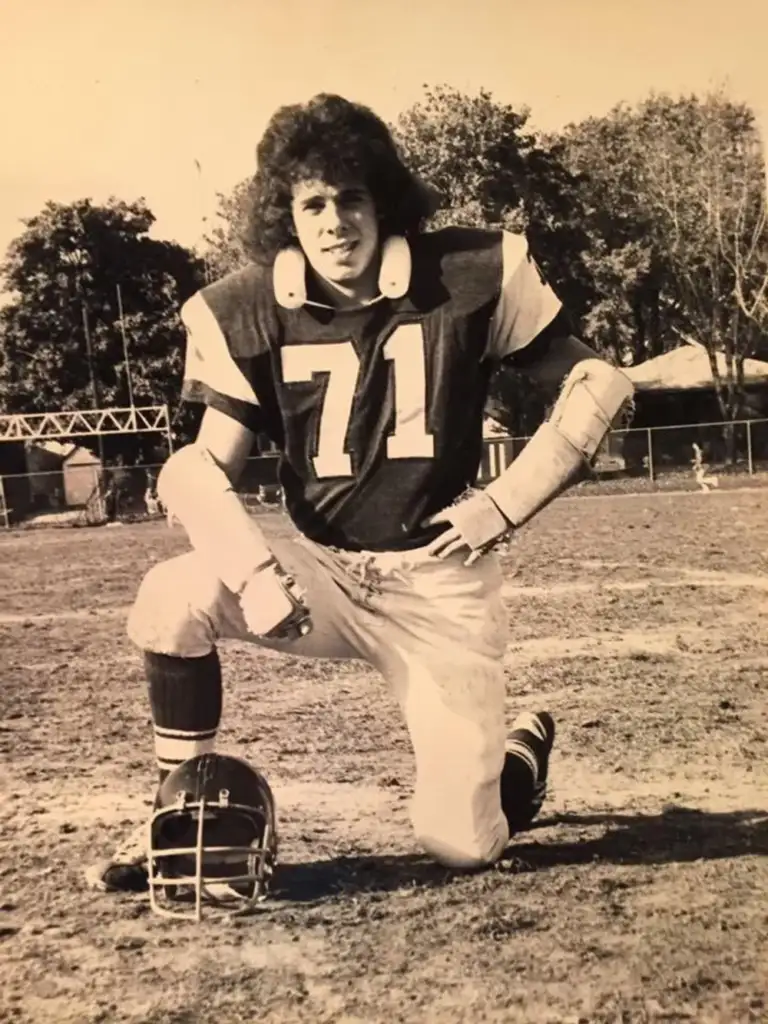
[290,179,380,302]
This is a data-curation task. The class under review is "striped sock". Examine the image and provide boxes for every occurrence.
[505,712,551,786]
[146,650,222,783]
[500,711,554,832]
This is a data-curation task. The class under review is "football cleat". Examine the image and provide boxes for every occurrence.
[84,820,150,894]
[500,711,556,833]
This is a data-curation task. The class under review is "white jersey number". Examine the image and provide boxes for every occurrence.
[281,324,434,478]
[282,341,358,477]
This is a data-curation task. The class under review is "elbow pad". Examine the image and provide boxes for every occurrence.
[157,445,273,595]
[486,359,634,528]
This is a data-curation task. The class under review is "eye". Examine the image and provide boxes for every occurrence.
[301,197,325,215]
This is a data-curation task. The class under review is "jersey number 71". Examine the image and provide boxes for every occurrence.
[281,323,434,477]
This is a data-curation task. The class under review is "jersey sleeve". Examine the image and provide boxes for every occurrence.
[484,232,563,362]
[180,292,263,433]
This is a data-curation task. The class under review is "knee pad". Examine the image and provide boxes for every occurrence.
[411,798,509,870]
[157,445,272,595]
[413,823,508,871]
[127,556,219,658]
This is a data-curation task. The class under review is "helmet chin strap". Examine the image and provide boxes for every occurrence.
[273,235,411,311]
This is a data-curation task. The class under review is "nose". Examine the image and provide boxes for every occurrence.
[320,200,346,236]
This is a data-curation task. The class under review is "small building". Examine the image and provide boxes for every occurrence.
[62,446,103,507]
[623,342,768,469]
[23,441,103,509]
[25,440,73,508]
[624,343,768,425]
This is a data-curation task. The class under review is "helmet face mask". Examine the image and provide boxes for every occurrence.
[148,754,278,922]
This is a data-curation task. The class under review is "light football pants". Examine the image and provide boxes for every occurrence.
[127,536,511,869]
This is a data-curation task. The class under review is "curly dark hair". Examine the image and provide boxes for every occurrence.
[244,93,437,265]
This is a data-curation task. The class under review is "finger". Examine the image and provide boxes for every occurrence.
[421,510,449,528]
[425,538,448,558]
[464,549,483,567]
[435,536,468,561]
[425,528,460,558]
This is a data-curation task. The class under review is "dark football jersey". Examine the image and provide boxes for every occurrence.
[181,227,561,552]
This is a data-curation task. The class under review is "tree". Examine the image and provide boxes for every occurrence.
[204,179,258,279]
[391,85,598,435]
[638,92,768,434]
[561,91,768,444]
[0,197,206,459]
[392,85,593,319]
[559,108,680,366]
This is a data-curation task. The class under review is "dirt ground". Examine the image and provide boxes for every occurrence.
[1,488,767,1024]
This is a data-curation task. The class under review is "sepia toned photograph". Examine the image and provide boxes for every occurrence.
[1,1,766,1021]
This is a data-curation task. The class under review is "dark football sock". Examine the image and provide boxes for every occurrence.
[500,712,552,832]
[146,650,223,784]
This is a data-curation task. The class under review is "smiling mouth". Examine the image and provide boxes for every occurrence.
[323,240,358,257]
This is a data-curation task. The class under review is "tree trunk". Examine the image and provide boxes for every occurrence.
[722,420,736,465]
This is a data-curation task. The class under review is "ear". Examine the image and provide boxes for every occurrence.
[273,247,306,309]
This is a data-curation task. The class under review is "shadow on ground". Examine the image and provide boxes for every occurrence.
[273,806,768,902]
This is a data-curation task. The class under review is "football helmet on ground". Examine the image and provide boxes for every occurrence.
[148,753,278,921]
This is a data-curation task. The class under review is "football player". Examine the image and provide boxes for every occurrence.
[87,93,633,898]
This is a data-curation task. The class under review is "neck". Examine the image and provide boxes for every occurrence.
[312,261,381,310]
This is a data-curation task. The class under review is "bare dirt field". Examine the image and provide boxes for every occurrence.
[1,488,767,1024]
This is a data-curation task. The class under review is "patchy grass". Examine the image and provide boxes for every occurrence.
[1,488,767,1024]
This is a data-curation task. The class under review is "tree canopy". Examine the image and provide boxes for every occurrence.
[0,197,205,457]
[392,85,594,320]
[561,90,768,424]
[2,85,766,454]
[390,85,596,433]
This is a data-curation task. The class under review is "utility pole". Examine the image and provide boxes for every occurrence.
[115,283,135,408]
[79,293,105,466]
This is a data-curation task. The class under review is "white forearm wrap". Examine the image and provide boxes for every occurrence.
[486,359,634,528]
[156,445,273,595]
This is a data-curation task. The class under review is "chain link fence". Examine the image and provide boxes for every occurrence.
[3,418,768,529]
[479,418,768,494]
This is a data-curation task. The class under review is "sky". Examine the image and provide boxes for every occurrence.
[1,0,766,261]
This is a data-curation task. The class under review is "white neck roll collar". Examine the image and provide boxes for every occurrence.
[273,236,412,311]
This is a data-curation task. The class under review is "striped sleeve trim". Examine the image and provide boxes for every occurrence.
[182,378,264,433]
[181,292,260,405]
